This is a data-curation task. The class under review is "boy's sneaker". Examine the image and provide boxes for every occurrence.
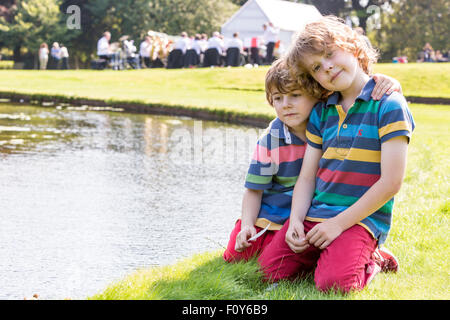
[371,247,399,273]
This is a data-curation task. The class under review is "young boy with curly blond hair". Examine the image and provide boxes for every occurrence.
[258,16,414,293]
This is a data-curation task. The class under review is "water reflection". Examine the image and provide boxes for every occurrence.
[0,103,265,300]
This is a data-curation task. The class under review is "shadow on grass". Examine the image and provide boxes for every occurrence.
[146,255,345,300]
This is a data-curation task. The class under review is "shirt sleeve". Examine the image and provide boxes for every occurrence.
[244,134,277,190]
[378,92,415,143]
[306,104,323,149]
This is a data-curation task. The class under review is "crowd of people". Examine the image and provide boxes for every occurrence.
[38,42,69,70]
[93,22,281,70]
[37,25,449,71]
[416,42,449,63]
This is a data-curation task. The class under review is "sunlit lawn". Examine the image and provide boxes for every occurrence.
[90,103,449,300]
[0,63,449,119]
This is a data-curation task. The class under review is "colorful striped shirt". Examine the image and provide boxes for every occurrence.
[306,78,415,244]
[245,117,306,230]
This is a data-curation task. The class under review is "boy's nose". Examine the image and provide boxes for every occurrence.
[323,60,333,72]
[282,97,292,108]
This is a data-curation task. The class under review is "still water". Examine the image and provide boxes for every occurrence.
[0,103,263,299]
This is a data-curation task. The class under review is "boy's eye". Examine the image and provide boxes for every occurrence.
[326,51,333,58]
[312,65,320,72]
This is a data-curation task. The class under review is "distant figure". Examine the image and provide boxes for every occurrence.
[199,34,208,52]
[184,34,202,68]
[139,36,152,68]
[97,31,118,68]
[49,42,61,69]
[423,42,434,62]
[38,43,49,70]
[354,26,373,49]
[250,36,261,66]
[122,39,138,69]
[226,32,244,53]
[225,32,244,67]
[435,50,448,62]
[198,33,209,65]
[204,31,224,67]
[173,31,190,54]
[263,22,279,64]
[167,31,189,69]
[60,44,69,69]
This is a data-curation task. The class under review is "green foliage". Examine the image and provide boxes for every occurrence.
[302,0,393,31]
[146,0,238,36]
[0,61,14,69]
[370,0,450,61]
[0,0,67,54]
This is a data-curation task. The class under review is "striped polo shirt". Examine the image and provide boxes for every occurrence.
[245,117,306,230]
[306,78,415,244]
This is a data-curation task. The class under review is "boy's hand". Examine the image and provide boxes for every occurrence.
[305,218,343,250]
[285,220,309,253]
[372,74,403,100]
[235,225,257,252]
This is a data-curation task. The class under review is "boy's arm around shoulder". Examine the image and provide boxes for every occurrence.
[378,92,415,143]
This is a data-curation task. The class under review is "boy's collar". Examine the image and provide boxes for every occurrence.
[269,118,304,145]
[325,78,376,107]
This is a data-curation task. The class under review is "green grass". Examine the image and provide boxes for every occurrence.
[91,103,450,300]
[0,63,449,119]
[373,63,450,98]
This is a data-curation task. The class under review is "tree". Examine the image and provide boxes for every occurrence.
[146,0,238,36]
[302,0,394,31]
[0,0,68,66]
[370,0,450,61]
[229,0,248,6]
[62,0,238,67]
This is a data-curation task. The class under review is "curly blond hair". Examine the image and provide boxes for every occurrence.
[286,15,379,100]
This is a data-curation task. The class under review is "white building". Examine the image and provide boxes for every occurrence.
[221,0,322,56]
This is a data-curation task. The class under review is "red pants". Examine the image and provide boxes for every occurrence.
[258,219,379,293]
[223,220,277,262]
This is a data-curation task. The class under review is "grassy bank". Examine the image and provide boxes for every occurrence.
[0,64,449,119]
[91,103,449,300]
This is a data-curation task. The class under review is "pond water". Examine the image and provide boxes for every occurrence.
[0,103,264,300]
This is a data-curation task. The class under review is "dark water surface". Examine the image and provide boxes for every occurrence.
[0,103,262,299]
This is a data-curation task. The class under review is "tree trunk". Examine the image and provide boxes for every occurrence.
[13,45,21,62]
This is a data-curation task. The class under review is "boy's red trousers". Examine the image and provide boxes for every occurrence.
[257,219,379,293]
[223,219,277,262]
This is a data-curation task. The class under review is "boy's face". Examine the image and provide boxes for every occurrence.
[302,46,359,92]
[271,87,317,130]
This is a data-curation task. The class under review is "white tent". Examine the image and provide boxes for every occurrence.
[221,0,322,55]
